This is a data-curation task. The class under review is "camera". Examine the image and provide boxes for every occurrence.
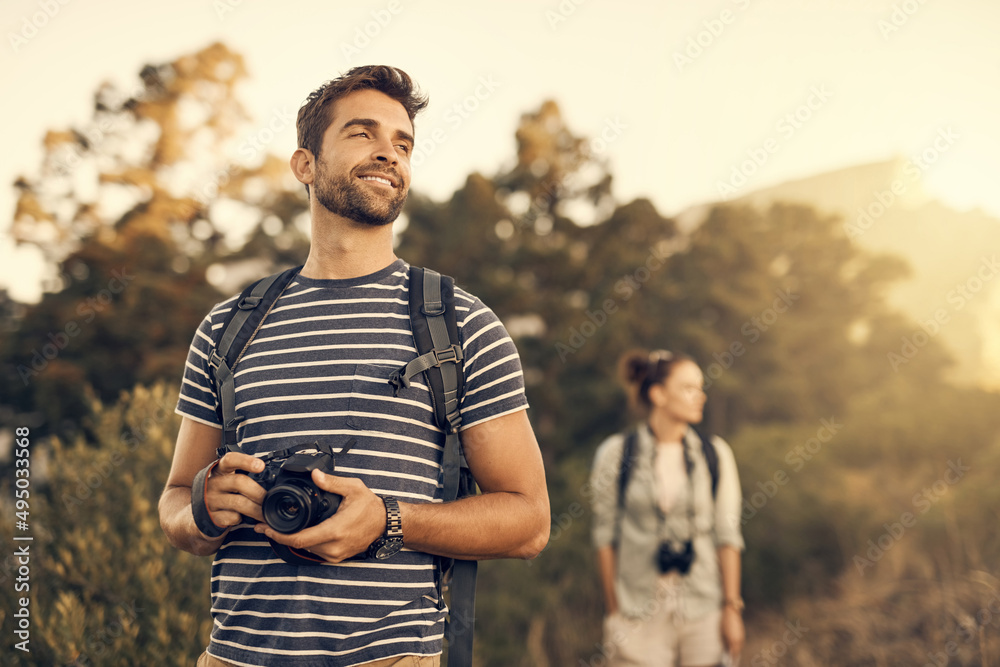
[658,540,695,575]
[243,448,342,534]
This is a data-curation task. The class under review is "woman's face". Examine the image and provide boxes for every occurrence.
[650,360,707,425]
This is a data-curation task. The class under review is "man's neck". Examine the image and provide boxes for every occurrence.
[301,209,398,280]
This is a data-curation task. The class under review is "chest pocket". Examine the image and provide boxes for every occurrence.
[346,363,434,433]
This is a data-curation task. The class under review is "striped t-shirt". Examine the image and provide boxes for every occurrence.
[175,259,529,667]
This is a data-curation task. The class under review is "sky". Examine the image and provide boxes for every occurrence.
[2,0,999,303]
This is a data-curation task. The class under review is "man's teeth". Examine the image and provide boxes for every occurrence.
[361,176,392,187]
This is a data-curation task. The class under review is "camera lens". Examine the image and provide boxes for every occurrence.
[262,484,314,534]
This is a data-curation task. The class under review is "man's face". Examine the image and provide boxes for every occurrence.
[312,88,414,226]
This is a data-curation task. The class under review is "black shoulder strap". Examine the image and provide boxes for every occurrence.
[208,265,301,451]
[613,428,639,547]
[390,266,474,667]
[390,267,465,431]
[694,428,720,499]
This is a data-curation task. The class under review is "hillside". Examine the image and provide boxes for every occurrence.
[677,159,1000,389]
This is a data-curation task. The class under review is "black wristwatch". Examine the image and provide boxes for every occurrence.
[367,496,404,560]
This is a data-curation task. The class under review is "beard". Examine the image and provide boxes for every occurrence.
[313,159,407,227]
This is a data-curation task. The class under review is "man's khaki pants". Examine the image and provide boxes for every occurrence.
[197,650,440,666]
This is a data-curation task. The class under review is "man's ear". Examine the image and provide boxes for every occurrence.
[290,148,316,188]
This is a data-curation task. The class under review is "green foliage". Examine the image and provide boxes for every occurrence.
[2,239,222,438]
[0,384,212,665]
[0,43,309,440]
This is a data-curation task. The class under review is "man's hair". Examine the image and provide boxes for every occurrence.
[296,65,429,160]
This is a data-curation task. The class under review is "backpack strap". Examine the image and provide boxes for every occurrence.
[193,266,300,539]
[391,266,475,667]
[694,428,720,499]
[613,428,639,548]
[391,266,467,489]
[389,268,464,432]
[207,266,301,450]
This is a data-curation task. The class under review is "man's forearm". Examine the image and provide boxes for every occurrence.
[400,489,549,560]
[159,485,225,557]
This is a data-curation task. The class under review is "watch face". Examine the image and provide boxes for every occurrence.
[375,538,403,560]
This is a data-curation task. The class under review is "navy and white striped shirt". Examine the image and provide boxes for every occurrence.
[176,259,528,666]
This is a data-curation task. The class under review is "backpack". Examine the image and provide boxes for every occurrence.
[206,264,477,667]
[614,426,720,544]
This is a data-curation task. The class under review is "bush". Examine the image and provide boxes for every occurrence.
[0,383,212,666]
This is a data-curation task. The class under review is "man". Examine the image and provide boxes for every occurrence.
[158,66,550,667]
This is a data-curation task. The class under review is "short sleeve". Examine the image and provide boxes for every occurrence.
[456,294,529,430]
[175,307,224,429]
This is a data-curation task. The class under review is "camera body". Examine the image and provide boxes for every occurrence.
[244,450,342,534]
[658,540,695,575]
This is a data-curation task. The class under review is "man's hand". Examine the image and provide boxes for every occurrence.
[252,410,550,564]
[202,452,268,532]
[254,470,386,564]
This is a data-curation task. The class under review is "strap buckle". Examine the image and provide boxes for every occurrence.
[433,344,463,366]
[422,301,446,317]
[238,296,263,310]
[445,410,463,434]
[208,350,224,372]
[388,368,411,396]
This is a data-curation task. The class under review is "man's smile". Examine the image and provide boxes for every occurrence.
[358,174,398,189]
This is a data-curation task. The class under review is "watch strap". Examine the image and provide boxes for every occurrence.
[367,496,403,559]
[383,496,402,538]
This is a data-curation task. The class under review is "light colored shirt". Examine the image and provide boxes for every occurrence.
[654,441,686,514]
[589,424,744,621]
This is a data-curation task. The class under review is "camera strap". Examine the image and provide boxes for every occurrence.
[191,459,228,539]
[672,439,698,543]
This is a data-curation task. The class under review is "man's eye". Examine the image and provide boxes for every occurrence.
[397,144,411,154]
[352,131,369,138]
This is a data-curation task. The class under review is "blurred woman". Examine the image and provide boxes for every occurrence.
[589,349,745,666]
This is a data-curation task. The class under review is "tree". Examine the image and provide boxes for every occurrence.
[1,43,310,439]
